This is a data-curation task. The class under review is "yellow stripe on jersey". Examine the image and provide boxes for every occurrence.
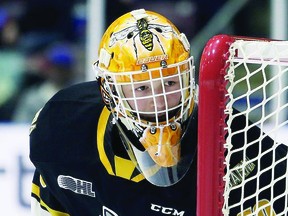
[31,183,70,216]
[97,106,115,176]
[39,175,47,188]
[114,156,144,182]
[32,182,40,197]
[97,107,145,182]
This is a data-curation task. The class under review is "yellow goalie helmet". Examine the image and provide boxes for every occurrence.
[94,9,197,186]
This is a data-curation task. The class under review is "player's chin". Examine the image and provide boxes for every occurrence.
[140,110,179,124]
[141,115,167,123]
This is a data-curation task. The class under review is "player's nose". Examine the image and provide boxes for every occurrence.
[155,98,165,111]
[153,92,166,111]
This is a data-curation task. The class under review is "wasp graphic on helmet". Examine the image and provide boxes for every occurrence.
[109,14,178,60]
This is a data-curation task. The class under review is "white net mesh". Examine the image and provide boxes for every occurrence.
[223,40,288,215]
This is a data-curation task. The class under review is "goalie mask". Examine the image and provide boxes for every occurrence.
[93,9,197,186]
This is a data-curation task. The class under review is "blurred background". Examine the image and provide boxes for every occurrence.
[0,0,287,215]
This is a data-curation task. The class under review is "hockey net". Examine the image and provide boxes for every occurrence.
[197,35,288,216]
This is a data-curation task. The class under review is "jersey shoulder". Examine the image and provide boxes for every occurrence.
[50,80,101,103]
[30,81,105,163]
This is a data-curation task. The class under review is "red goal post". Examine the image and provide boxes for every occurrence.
[197,34,288,215]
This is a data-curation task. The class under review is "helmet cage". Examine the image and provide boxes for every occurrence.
[94,56,195,129]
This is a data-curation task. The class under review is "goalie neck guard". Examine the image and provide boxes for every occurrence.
[93,9,197,186]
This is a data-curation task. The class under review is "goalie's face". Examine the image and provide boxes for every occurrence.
[121,75,182,122]
[94,9,197,186]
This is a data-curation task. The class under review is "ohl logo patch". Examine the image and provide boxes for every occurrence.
[57,175,95,197]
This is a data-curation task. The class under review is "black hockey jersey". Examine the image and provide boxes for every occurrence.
[30,81,198,216]
[29,81,287,216]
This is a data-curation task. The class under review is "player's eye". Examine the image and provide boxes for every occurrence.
[135,85,148,91]
[164,81,176,87]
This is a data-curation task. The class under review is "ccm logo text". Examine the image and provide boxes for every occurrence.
[151,203,185,216]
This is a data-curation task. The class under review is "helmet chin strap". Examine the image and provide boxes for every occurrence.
[118,115,144,138]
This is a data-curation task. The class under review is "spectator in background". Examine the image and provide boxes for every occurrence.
[12,42,77,123]
[0,7,25,120]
